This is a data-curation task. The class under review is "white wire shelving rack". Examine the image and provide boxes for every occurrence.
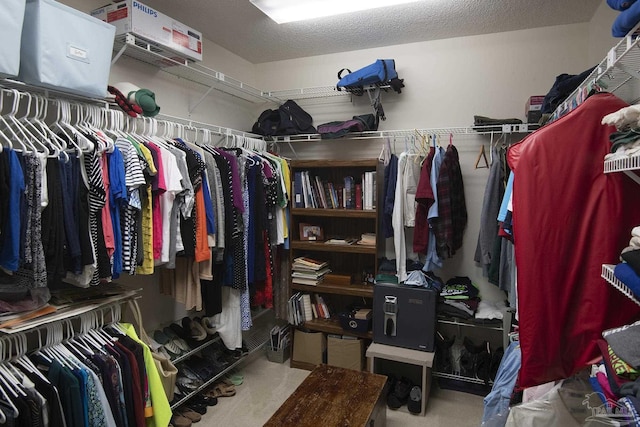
[550,22,640,122]
[112,33,268,109]
[601,264,640,307]
[111,33,391,110]
[269,123,537,143]
[604,155,640,185]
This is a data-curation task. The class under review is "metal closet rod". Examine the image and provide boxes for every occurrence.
[0,83,258,143]
[155,112,262,139]
[0,296,139,362]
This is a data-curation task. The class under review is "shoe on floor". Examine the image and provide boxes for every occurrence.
[178,409,201,423]
[170,415,192,427]
[186,403,207,415]
[407,385,422,414]
[387,377,412,409]
[182,316,208,341]
[201,316,217,335]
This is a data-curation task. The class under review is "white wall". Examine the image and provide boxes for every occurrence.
[589,1,619,65]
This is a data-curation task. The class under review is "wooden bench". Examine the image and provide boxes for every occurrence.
[264,364,388,427]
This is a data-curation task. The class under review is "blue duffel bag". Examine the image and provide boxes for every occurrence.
[337,59,397,89]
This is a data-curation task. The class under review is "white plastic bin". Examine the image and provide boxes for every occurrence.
[19,0,116,98]
[0,0,26,77]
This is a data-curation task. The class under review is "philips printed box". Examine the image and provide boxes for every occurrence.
[91,0,203,62]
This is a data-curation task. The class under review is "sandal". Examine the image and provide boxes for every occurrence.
[205,384,236,398]
[225,372,244,386]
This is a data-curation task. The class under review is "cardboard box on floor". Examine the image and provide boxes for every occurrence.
[328,335,364,371]
[293,330,326,365]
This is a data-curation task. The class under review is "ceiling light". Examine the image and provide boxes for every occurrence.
[250,0,425,24]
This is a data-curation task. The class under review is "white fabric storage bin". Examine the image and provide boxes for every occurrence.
[19,0,115,98]
[0,0,26,77]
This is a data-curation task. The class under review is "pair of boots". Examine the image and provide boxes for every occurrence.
[436,334,504,384]
[386,375,422,414]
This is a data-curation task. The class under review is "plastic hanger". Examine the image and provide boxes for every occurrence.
[21,94,64,159]
[1,90,37,154]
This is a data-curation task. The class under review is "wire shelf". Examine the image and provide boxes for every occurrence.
[604,155,640,173]
[601,264,640,307]
[550,23,640,121]
[113,34,268,104]
[270,123,537,143]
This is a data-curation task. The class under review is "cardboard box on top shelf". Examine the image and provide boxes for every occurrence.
[91,0,203,62]
[525,95,545,123]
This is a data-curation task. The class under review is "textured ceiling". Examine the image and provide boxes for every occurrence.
[140,0,602,64]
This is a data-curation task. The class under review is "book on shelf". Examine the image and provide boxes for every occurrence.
[355,183,362,209]
[292,256,329,270]
[292,277,323,286]
[293,171,303,208]
[323,182,334,209]
[301,294,313,321]
[357,233,376,246]
[292,267,332,279]
[344,176,355,209]
[315,294,331,319]
[363,171,376,210]
[315,176,328,209]
[336,184,344,208]
[324,238,358,245]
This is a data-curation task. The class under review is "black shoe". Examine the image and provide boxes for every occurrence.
[407,385,422,414]
[435,334,455,373]
[186,403,207,415]
[193,394,218,407]
[387,377,412,409]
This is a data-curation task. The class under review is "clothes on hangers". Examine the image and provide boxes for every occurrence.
[387,136,468,283]
[508,93,640,388]
[0,113,291,358]
[0,317,172,427]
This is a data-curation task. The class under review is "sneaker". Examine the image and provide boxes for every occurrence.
[407,385,422,414]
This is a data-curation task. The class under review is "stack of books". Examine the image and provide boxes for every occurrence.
[287,292,331,325]
[357,233,376,246]
[292,257,331,286]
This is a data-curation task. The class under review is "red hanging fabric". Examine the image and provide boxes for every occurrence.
[507,93,640,388]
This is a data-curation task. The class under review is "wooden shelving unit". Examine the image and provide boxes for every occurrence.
[288,159,381,370]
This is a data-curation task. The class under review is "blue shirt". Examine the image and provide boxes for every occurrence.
[498,172,514,223]
[108,148,127,279]
[0,149,24,271]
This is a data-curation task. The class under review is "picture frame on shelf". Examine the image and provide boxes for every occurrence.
[299,223,324,241]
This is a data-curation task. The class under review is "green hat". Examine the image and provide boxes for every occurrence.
[127,88,160,117]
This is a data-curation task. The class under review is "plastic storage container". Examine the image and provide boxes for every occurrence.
[266,345,290,364]
[0,0,26,77]
[19,0,116,98]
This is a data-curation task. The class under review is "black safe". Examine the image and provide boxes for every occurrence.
[373,282,437,352]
